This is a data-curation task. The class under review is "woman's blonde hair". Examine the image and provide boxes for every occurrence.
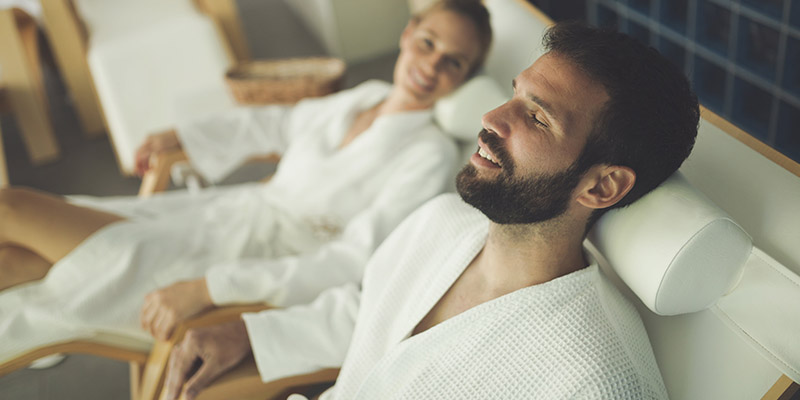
[414,0,493,76]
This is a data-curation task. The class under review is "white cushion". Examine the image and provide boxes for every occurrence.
[74,0,197,39]
[87,12,232,174]
[434,75,507,141]
[484,0,550,92]
[587,172,753,316]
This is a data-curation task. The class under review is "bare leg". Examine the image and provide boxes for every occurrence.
[0,245,51,290]
[0,187,125,264]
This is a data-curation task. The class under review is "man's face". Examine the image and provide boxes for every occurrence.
[393,9,481,110]
[457,53,609,224]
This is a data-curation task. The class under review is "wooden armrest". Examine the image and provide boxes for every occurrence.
[183,359,338,400]
[138,149,189,197]
[763,374,800,400]
[138,149,281,197]
[0,339,148,377]
[139,303,272,400]
[173,303,272,340]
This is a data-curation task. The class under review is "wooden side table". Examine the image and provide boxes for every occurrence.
[0,7,60,167]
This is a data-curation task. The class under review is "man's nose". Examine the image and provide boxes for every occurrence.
[481,101,513,138]
[421,52,444,75]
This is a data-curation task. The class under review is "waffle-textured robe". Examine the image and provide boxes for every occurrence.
[0,81,457,362]
[245,194,669,399]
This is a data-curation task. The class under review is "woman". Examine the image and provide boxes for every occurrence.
[0,0,492,360]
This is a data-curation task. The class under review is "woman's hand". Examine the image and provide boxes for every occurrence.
[134,129,182,176]
[140,278,214,340]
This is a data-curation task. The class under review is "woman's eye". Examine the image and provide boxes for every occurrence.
[421,38,433,49]
[447,58,462,69]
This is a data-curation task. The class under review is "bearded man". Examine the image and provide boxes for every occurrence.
[163,21,698,400]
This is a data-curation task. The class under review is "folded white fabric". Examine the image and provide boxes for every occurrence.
[713,248,800,383]
[587,172,753,316]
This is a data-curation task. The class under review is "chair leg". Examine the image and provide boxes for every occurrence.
[39,0,107,137]
[130,360,145,400]
[138,340,177,400]
[193,0,249,62]
[0,8,60,165]
[0,108,8,188]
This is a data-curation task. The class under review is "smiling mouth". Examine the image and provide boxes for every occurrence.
[410,68,434,92]
[478,145,501,167]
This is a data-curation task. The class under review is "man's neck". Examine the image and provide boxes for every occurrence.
[474,218,589,295]
[410,213,591,337]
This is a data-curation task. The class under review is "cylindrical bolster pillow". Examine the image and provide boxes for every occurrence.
[588,172,752,316]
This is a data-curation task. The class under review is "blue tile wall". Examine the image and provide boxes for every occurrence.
[574,0,800,166]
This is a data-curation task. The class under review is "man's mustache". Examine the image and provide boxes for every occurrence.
[478,129,513,173]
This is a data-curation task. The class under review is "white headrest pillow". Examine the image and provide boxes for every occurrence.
[434,75,508,141]
[587,172,752,316]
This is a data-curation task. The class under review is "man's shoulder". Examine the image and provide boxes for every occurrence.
[366,194,485,271]
[503,266,667,399]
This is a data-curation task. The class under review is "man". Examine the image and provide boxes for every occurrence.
[163,22,698,399]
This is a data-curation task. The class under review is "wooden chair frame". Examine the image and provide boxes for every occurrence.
[0,303,336,400]
[7,1,334,399]
[138,303,338,400]
[39,0,249,139]
[0,7,61,176]
[5,0,798,398]
[0,86,9,188]
[138,149,281,197]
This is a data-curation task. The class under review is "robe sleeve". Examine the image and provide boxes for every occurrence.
[175,104,294,183]
[241,283,360,382]
[175,82,380,183]
[203,135,458,306]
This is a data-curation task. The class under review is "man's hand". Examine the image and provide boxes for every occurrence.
[141,278,214,341]
[161,320,252,400]
[135,129,182,176]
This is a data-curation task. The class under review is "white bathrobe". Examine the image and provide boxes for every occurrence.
[0,81,458,362]
[244,194,669,399]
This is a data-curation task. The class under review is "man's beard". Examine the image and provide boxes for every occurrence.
[456,130,586,225]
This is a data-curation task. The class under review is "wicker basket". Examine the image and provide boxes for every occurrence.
[225,57,346,105]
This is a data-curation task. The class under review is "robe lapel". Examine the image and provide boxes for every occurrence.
[328,110,434,179]
[391,225,488,344]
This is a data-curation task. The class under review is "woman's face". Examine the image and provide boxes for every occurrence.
[392,9,482,110]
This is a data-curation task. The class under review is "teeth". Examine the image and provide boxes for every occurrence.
[412,69,432,90]
[478,147,500,166]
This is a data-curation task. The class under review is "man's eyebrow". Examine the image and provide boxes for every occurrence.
[512,79,560,123]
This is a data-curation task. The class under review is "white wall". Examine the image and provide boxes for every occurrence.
[283,0,410,63]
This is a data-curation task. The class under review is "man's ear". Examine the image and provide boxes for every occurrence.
[576,165,636,210]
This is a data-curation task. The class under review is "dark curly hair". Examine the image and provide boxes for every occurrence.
[543,22,700,228]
